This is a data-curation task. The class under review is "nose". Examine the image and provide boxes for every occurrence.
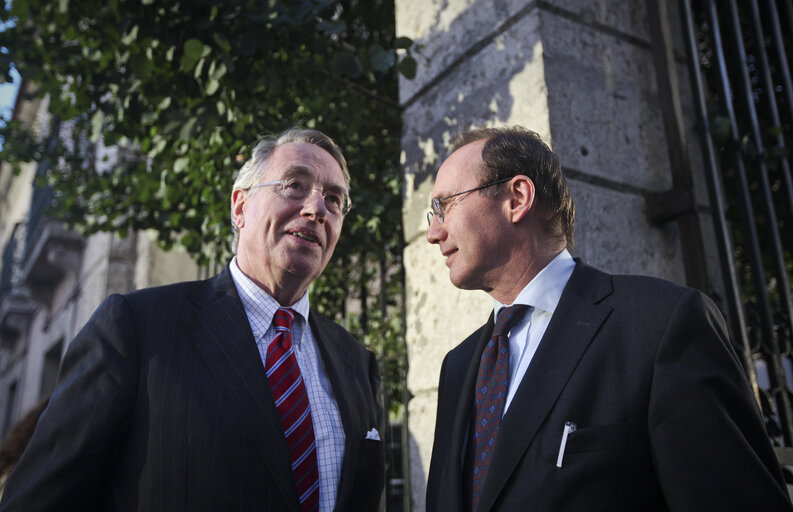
[426,215,446,245]
[301,188,329,222]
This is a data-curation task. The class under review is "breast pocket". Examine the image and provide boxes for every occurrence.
[360,438,384,470]
[565,422,633,454]
[542,422,638,466]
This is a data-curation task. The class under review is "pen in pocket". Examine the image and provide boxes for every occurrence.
[556,421,576,468]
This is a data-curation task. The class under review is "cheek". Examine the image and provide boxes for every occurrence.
[456,227,486,261]
[327,223,342,247]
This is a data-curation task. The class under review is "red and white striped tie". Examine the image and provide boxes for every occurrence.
[267,307,320,511]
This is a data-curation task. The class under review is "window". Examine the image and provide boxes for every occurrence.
[40,340,63,399]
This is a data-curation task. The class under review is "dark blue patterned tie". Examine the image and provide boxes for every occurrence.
[471,304,529,511]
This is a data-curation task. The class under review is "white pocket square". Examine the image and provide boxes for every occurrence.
[365,428,381,441]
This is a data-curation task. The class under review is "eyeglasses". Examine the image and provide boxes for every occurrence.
[426,177,511,225]
[250,175,351,216]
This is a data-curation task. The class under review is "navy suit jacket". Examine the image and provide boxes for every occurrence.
[426,262,791,511]
[0,267,384,511]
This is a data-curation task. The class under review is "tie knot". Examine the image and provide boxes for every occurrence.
[273,307,296,332]
[493,304,530,338]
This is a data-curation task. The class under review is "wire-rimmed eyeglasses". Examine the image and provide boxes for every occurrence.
[250,175,351,216]
[426,177,511,225]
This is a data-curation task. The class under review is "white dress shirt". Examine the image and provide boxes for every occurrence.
[230,257,345,512]
[494,249,576,414]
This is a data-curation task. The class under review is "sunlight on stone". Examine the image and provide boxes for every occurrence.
[418,137,438,167]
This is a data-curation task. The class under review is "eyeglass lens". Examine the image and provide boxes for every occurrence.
[271,176,350,215]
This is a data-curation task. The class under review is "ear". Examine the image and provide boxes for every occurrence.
[231,189,247,228]
[507,176,535,223]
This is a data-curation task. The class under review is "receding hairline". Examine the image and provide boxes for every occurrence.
[272,129,350,186]
[449,128,501,155]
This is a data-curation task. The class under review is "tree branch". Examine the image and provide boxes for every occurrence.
[319,69,402,110]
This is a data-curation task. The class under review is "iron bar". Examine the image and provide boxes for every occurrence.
[726,0,793,344]
[707,0,793,444]
[679,0,754,390]
[765,0,793,134]
[780,0,793,55]
[748,0,793,348]
[708,0,775,358]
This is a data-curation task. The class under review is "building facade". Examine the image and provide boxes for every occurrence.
[0,82,198,440]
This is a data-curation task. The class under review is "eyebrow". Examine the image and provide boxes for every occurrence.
[430,186,455,201]
[281,165,313,179]
[281,165,348,194]
[432,189,464,202]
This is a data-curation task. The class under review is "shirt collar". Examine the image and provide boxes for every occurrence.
[494,249,576,317]
[229,256,311,328]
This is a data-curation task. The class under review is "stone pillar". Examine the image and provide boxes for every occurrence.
[397,1,706,509]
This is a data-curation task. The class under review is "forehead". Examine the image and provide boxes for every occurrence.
[432,139,486,197]
[264,142,346,187]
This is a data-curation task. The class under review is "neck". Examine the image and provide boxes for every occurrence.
[234,260,309,307]
[267,283,308,308]
[487,243,564,304]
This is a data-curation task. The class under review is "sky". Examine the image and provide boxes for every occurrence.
[0,67,20,122]
[0,15,19,148]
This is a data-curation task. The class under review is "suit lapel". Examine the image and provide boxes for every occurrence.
[308,312,358,508]
[180,267,300,511]
[440,319,494,510]
[478,263,614,512]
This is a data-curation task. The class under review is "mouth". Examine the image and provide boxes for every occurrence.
[287,228,322,247]
[441,247,457,266]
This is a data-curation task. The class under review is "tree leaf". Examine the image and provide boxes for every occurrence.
[317,19,346,34]
[205,79,219,95]
[368,44,394,72]
[180,53,198,72]
[90,110,104,139]
[398,56,417,79]
[183,37,204,59]
[173,156,189,173]
[121,25,139,46]
[331,52,362,78]
[178,117,197,141]
[212,33,231,54]
[394,36,412,49]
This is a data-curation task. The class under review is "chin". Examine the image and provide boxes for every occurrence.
[286,264,322,279]
[285,257,328,279]
[449,269,479,291]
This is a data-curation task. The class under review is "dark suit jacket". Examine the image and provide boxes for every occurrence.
[0,267,384,511]
[426,262,791,511]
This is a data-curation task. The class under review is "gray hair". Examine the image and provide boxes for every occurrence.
[230,128,349,253]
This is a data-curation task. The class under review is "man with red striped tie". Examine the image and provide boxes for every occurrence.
[0,128,384,512]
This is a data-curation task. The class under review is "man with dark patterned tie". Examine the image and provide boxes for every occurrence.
[0,128,384,512]
[424,125,790,511]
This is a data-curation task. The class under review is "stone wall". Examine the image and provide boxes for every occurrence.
[397,1,711,509]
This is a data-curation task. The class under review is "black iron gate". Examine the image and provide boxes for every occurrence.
[651,0,793,464]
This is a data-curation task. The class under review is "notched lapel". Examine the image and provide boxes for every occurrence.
[308,313,358,505]
[451,320,494,469]
[478,263,614,512]
[435,319,494,510]
[181,268,300,511]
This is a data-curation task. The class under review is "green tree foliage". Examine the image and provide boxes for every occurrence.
[0,0,413,410]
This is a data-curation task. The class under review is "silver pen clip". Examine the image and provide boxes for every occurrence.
[556,421,576,468]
